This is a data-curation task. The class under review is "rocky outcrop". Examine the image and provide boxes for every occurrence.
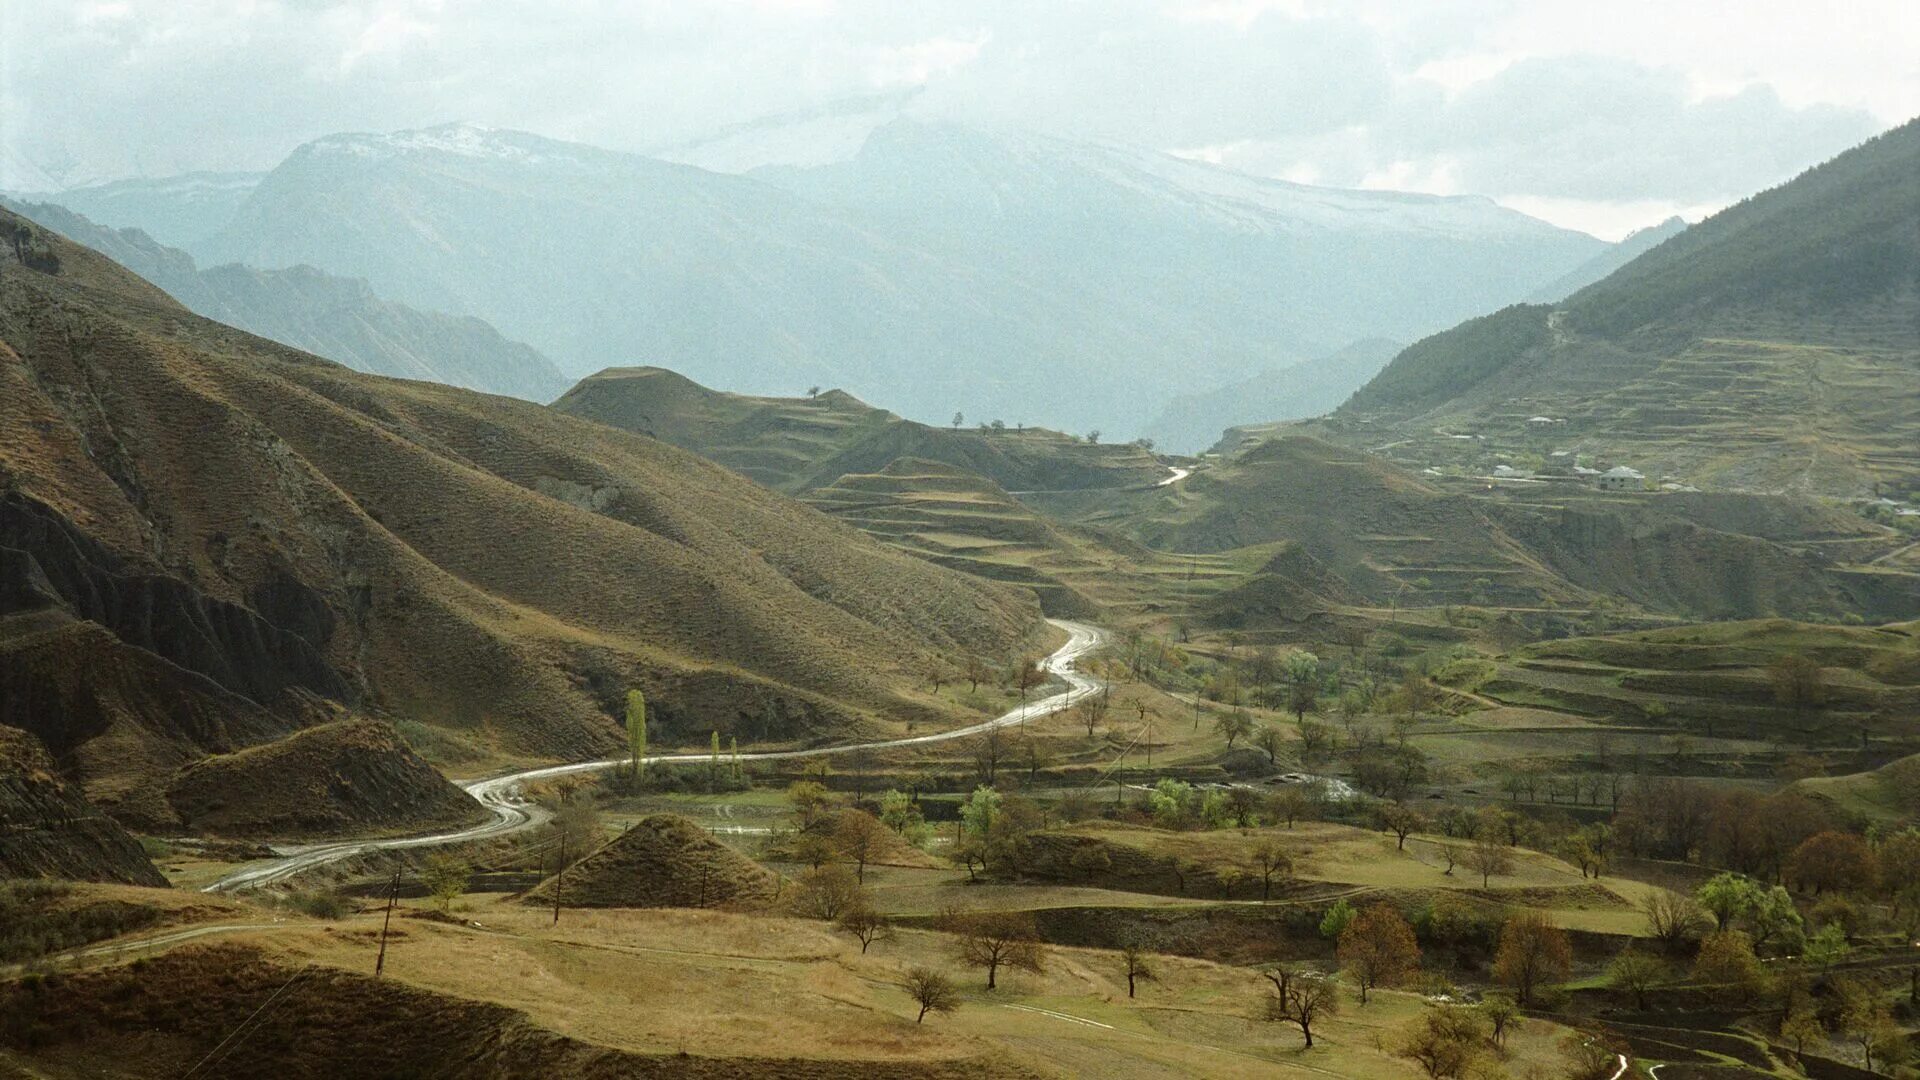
[0,725,166,886]
[0,611,311,830]
[164,719,485,838]
[1,492,350,710]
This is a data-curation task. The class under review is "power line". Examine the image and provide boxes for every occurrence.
[180,963,315,1079]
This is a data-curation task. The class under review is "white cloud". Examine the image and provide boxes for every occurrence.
[0,0,1908,242]
[337,8,438,75]
[867,32,988,88]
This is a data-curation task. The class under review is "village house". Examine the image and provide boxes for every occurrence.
[1596,465,1646,491]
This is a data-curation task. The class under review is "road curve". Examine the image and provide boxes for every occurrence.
[208,619,1106,892]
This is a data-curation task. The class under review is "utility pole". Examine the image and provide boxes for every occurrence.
[551,835,567,926]
[374,868,400,976]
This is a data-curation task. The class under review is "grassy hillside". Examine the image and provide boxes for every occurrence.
[554,366,1168,495]
[163,719,488,838]
[1326,119,1920,496]
[0,207,1044,806]
[1,897,1598,1078]
[1793,751,1920,825]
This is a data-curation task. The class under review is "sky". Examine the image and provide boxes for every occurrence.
[3,0,1915,239]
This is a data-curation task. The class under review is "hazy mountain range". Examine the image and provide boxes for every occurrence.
[1142,337,1405,454]
[1,197,570,402]
[17,118,1609,437]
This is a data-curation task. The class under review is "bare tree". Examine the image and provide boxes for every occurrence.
[1464,832,1513,888]
[1254,724,1288,766]
[1252,843,1294,901]
[973,725,1005,786]
[1377,803,1425,851]
[1121,945,1156,998]
[1642,889,1706,952]
[946,910,1046,990]
[837,905,894,954]
[790,864,865,920]
[1261,966,1340,1048]
[833,810,889,882]
[905,967,959,1023]
[1337,902,1421,1004]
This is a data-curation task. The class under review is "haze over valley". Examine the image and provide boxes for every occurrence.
[3,4,1918,1078]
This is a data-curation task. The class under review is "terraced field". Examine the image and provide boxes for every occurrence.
[1457,620,1920,790]
[804,459,1225,619]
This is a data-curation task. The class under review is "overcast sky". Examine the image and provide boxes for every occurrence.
[4,0,1914,238]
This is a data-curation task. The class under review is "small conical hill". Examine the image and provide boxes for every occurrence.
[524,814,782,909]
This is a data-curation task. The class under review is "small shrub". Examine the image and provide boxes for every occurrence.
[289,891,351,920]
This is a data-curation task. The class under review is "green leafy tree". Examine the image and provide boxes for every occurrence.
[1121,944,1155,998]
[878,789,932,848]
[1606,946,1667,1009]
[1692,930,1769,1002]
[1284,652,1321,721]
[959,785,1001,841]
[421,853,470,914]
[1779,1003,1825,1056]
[1697,872,1760,931]
[625,689,647,783]
[1253,723,1288,766]
[1147,779,1195,828]
[1839,982,1907,1075]
[787,780,834,831]
[1479,993,1519,1046]
[1746,884,1804,953]
[1318,897,1356,940]
[1804,923,1851,969]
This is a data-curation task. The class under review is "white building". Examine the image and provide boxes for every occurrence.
[1596,465,1646,492]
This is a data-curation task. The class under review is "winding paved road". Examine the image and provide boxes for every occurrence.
[208,619,1106,892]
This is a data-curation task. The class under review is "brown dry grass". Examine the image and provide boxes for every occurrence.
[21,897,1593,1078]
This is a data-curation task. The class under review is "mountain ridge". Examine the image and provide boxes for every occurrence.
[4,197,571,403]
[195,119,1605,436]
